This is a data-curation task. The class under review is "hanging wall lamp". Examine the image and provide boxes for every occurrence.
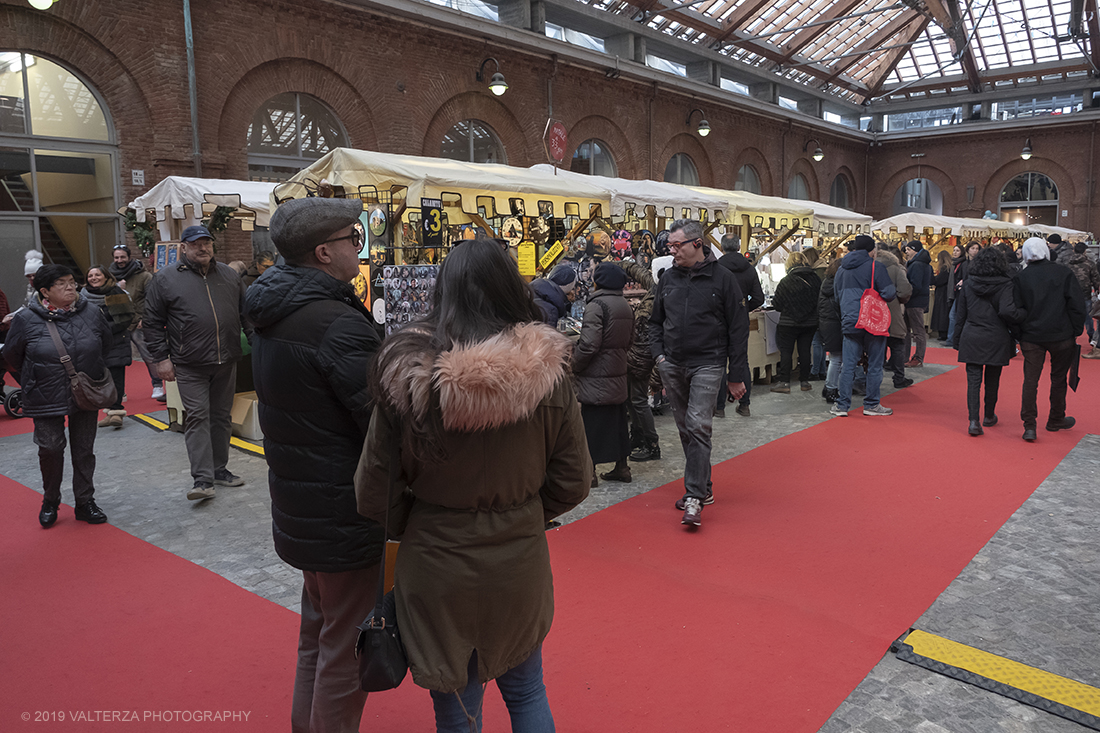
[28,0,55,8]
[477,58,508,96]
[687,108,711,137]
[804,138,824,162]
[1020,138,1033,160]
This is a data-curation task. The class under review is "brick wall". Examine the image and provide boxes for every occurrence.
[5,0,1097,266]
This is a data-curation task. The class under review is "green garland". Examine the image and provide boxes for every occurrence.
[122,208,158,257]
[202,206,235,235]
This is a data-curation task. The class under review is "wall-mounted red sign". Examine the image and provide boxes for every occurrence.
[546,121,567,163]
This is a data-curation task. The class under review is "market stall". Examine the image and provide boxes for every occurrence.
[127,176,277,241]
[1027,224,1094,243]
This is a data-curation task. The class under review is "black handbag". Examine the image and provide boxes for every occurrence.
[354,438,409,692]
[45,320,117,411]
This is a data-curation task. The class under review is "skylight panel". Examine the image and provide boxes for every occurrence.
[646,55,687,77]
[423,0,498,21]
[721,78,750,95]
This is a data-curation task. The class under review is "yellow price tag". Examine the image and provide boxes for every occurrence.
[517,242,536,277]
[539,240,564,271]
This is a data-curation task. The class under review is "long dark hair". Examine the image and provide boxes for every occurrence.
[936,249,951,274]
[369,238,542,461]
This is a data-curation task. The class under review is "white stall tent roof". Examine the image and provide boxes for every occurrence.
[1027,224,1094,243]
[872,212,1035,239]
[128,176,277,230]
[529,164,728,219]
[799,200,872,234]
[688,186,814,230]
[281,149,612,219]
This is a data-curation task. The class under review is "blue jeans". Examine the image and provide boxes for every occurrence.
[811,331,826,375]
[837,332,887,411]
[431,647,554,733]
[947,300,958,348]
[658,361,725,502]
[825,352,843,391]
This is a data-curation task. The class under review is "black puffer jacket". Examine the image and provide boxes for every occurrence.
[245,265,385,573]
[531,277,569,326]
[1,295,110,417]
[817,272,842,353]
[572,289,634,405]
[143,256,248,367]
[772,266,821,328]
[954,275,1024,365]
[1013,260,1086,343]
[905,249,933,310]
[648,248,750,383]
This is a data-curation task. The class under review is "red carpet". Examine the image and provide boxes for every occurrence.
[2,344,1096,731]
[0,362,165,437]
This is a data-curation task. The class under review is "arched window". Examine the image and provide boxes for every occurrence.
[247,92,349,181]
[439,119,506,165]
[735,165,761,194]
[999,172,1059,226]
[787,174,809,200]
[571,138,617,177]
[664,153,699,185]
[0,51,119,288]
[891,178,943,215]
[829,175,850,209]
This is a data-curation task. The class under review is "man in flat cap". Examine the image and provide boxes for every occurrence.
[244,197,383,733]
[144,224,249,501]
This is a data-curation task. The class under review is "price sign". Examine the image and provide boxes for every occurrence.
[517,241,536,277]
[421,198,443,248]
[539,240,564,271]
[545,120,567,163]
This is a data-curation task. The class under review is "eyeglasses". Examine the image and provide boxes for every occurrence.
[321,224,365,253]
[668,238,700,250]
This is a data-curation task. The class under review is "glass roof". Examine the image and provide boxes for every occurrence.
[578,0,1096,103]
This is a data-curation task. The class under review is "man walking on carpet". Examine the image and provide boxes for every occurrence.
[649,219,749,528]
[1013,237,1085,442]
[245,197,384,733]
[143,224,249,501]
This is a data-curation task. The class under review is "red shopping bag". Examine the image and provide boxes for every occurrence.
[855,259,891,336]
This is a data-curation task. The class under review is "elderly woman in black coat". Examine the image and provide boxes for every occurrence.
[2,264,111,527]
[952,247,1025,436]
[573,262,635,486]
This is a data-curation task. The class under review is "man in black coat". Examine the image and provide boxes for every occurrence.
[903,240,933,367]
[245,197,384,733]
[1014,238,1086,442]
[718,235,764,417]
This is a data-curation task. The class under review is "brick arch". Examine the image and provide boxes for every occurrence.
[422,92,532,165]
[786,158,821,202]
[830,165,859,210]
[729,148,773,195]
[215,58,377,179]
[0,6,154,187]
[656,133,714,187]
[563,116,637,179]
[879,165,959,216]
[981,158,1076,213]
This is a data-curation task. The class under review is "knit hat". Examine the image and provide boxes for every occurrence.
[181,224,214,242]
[269,197,364,262]
[904,239,923,251]
[24,249,44,276]
[847,234,876,252]
[1021,237,1050,264]
[1046,233,1063,245]
[593,262,628,290]
[547,264,577,293]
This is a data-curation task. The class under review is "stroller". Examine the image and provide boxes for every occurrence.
[1,369,23,419]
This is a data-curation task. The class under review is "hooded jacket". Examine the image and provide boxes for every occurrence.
[143,255,248,367]
[1013,259,1086,343]
[904,248,933,310]
[80,284,135,368]
[648,247,750,383]
[615,260,657,378]
[953,274,1025,365]
[530,277,569,325]
[354,323,590,692]
[873,249,913,340]
[1,295,110,417]
[1065,252,1100,298]
[718,251,765,312]
[109,257,154,322]
[245,264,384,573]
[572,288,634,405]
[833,249,898,335]
[772,266,821,328]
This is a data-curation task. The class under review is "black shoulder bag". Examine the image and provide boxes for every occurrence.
[354,434,409,692]
[45,320,117,411]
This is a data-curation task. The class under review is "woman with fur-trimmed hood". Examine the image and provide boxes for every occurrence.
[355,238,591,730]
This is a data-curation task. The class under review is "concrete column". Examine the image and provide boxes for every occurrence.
[605,33,635,60]
[797,98,823,118]
[498,0,531,29]
[686,60,719,86]
[979,100,993,120]
[842,113,861,128]
[749,82,778,104]
[531,0,545,34]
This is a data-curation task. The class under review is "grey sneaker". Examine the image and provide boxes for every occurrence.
[863,404,893,416]
[681,497,702,527]
[829,404,848,417]
[187,482,216,501]
[214,469,244,487]
[675,493,714,510]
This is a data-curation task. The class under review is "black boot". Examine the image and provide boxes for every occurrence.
[629,441,661,462]
[39,501,59,528]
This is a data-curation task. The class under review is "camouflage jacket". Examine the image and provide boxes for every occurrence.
[1065,252,1100,297]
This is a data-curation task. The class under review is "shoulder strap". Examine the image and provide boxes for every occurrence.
[374,422,400,610]
[44,320,79,380]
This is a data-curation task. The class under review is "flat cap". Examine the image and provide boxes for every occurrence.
[270,197,364,260]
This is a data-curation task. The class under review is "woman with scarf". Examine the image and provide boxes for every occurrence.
[82,265,136,428]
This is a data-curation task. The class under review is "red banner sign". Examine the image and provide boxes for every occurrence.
[547,121,567,163]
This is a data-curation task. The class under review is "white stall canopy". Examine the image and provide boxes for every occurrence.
[530,165,728,221]
[1027,224,1094,243]
[280,149,612,221]
[872,212,1034,239]
[128,176,276,240]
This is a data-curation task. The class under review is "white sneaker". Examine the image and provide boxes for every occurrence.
[829,404,848,417]
[151,386,166,401]
[863,404,893,416]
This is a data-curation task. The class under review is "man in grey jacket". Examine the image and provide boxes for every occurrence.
[144,225,249,501]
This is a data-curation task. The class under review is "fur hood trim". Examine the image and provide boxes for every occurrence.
[873,249,900,266]
[381,323,572,432]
